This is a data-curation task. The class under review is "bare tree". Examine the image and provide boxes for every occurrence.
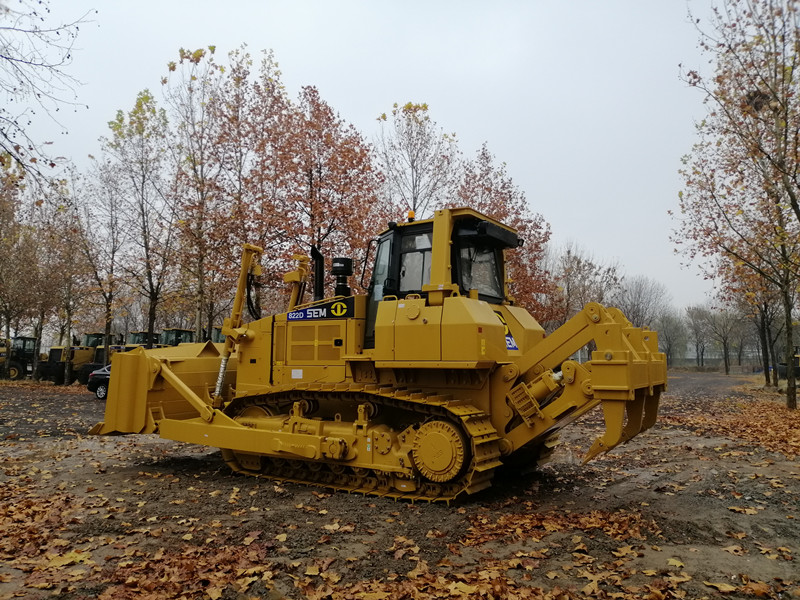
[685,304,712,367]
[0,1,90,176]
[706,306,742,375]
[162,46,227,340]
[35,183,93,383]
[680,0,800,408]
[758,298,784,386]
[104,90,178,347]
[74,161,129,363]
[0,159,28,356]
[375,102,460,218]
[545,242,621,331]
[657,309,688,367]
[612,275,671,329]
[731,314,756,367]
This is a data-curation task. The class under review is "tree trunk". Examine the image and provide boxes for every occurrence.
[769,336,780,387]
[195,255,205,341]
[195,298,203,341]
[32,309,46,379]
[146,294,158,350]
[758,309,771,386]
[782,288,797,409]
[206,300,215,342]
[63,284,73,386]
[103,294,114,365]
[722,341,730,375]
[2,320,10,379]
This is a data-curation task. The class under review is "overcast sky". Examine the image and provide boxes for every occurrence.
[31,1,715,309]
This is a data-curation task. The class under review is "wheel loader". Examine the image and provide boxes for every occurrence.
[91,207,667,502]
[0,336,38,380]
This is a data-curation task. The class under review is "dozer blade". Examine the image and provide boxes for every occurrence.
[583,387,662,463]
[90,342,237,436]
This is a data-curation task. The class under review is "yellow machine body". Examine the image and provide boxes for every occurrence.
[92,209,667,502]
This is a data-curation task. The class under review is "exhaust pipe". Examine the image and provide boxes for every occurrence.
[311,245,324,301]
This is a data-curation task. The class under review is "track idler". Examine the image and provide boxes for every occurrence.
[411,420,469,483]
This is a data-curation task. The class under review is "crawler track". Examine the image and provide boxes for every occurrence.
[220,384,503,503]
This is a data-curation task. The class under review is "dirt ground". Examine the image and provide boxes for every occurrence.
[0,371,798,599]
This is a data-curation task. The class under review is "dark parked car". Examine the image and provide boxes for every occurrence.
[87,364,111,399]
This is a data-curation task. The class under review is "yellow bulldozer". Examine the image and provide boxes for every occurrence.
[92,207,666,502]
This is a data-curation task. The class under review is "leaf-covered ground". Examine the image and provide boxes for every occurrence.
[0,371,798,599]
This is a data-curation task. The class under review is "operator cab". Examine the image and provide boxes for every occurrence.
[364,210,521,348]
[11,337,37,354]
[451,216,520,303]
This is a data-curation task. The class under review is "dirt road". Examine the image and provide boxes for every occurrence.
[0,371,798,599]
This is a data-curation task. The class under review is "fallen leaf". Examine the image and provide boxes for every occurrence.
[612,545,638,558]
[728,506,758,515]
[235,576,258,592]
[243,531,261,546]
[666,572,693,585]
[207,586,224,599]
[47,550,92,568]
[359,593,390,600]
[667,557,685,568]
[426,529,445,538]
[407,560,429,579]
[581,580,600,595]
[741,581,771,597]
[449,581,478,594]
[321,571,342,584]
[704,581,738,593]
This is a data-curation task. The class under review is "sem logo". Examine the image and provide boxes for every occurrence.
[495,311,519,351]
[287,297,353,320]
[494,312,510,335]
[287,307,327,320]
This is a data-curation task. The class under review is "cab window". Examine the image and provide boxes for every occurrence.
[459,246,504,300]
[370,237,393,300]
[399,232,432,293]
[364,235,393,349]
